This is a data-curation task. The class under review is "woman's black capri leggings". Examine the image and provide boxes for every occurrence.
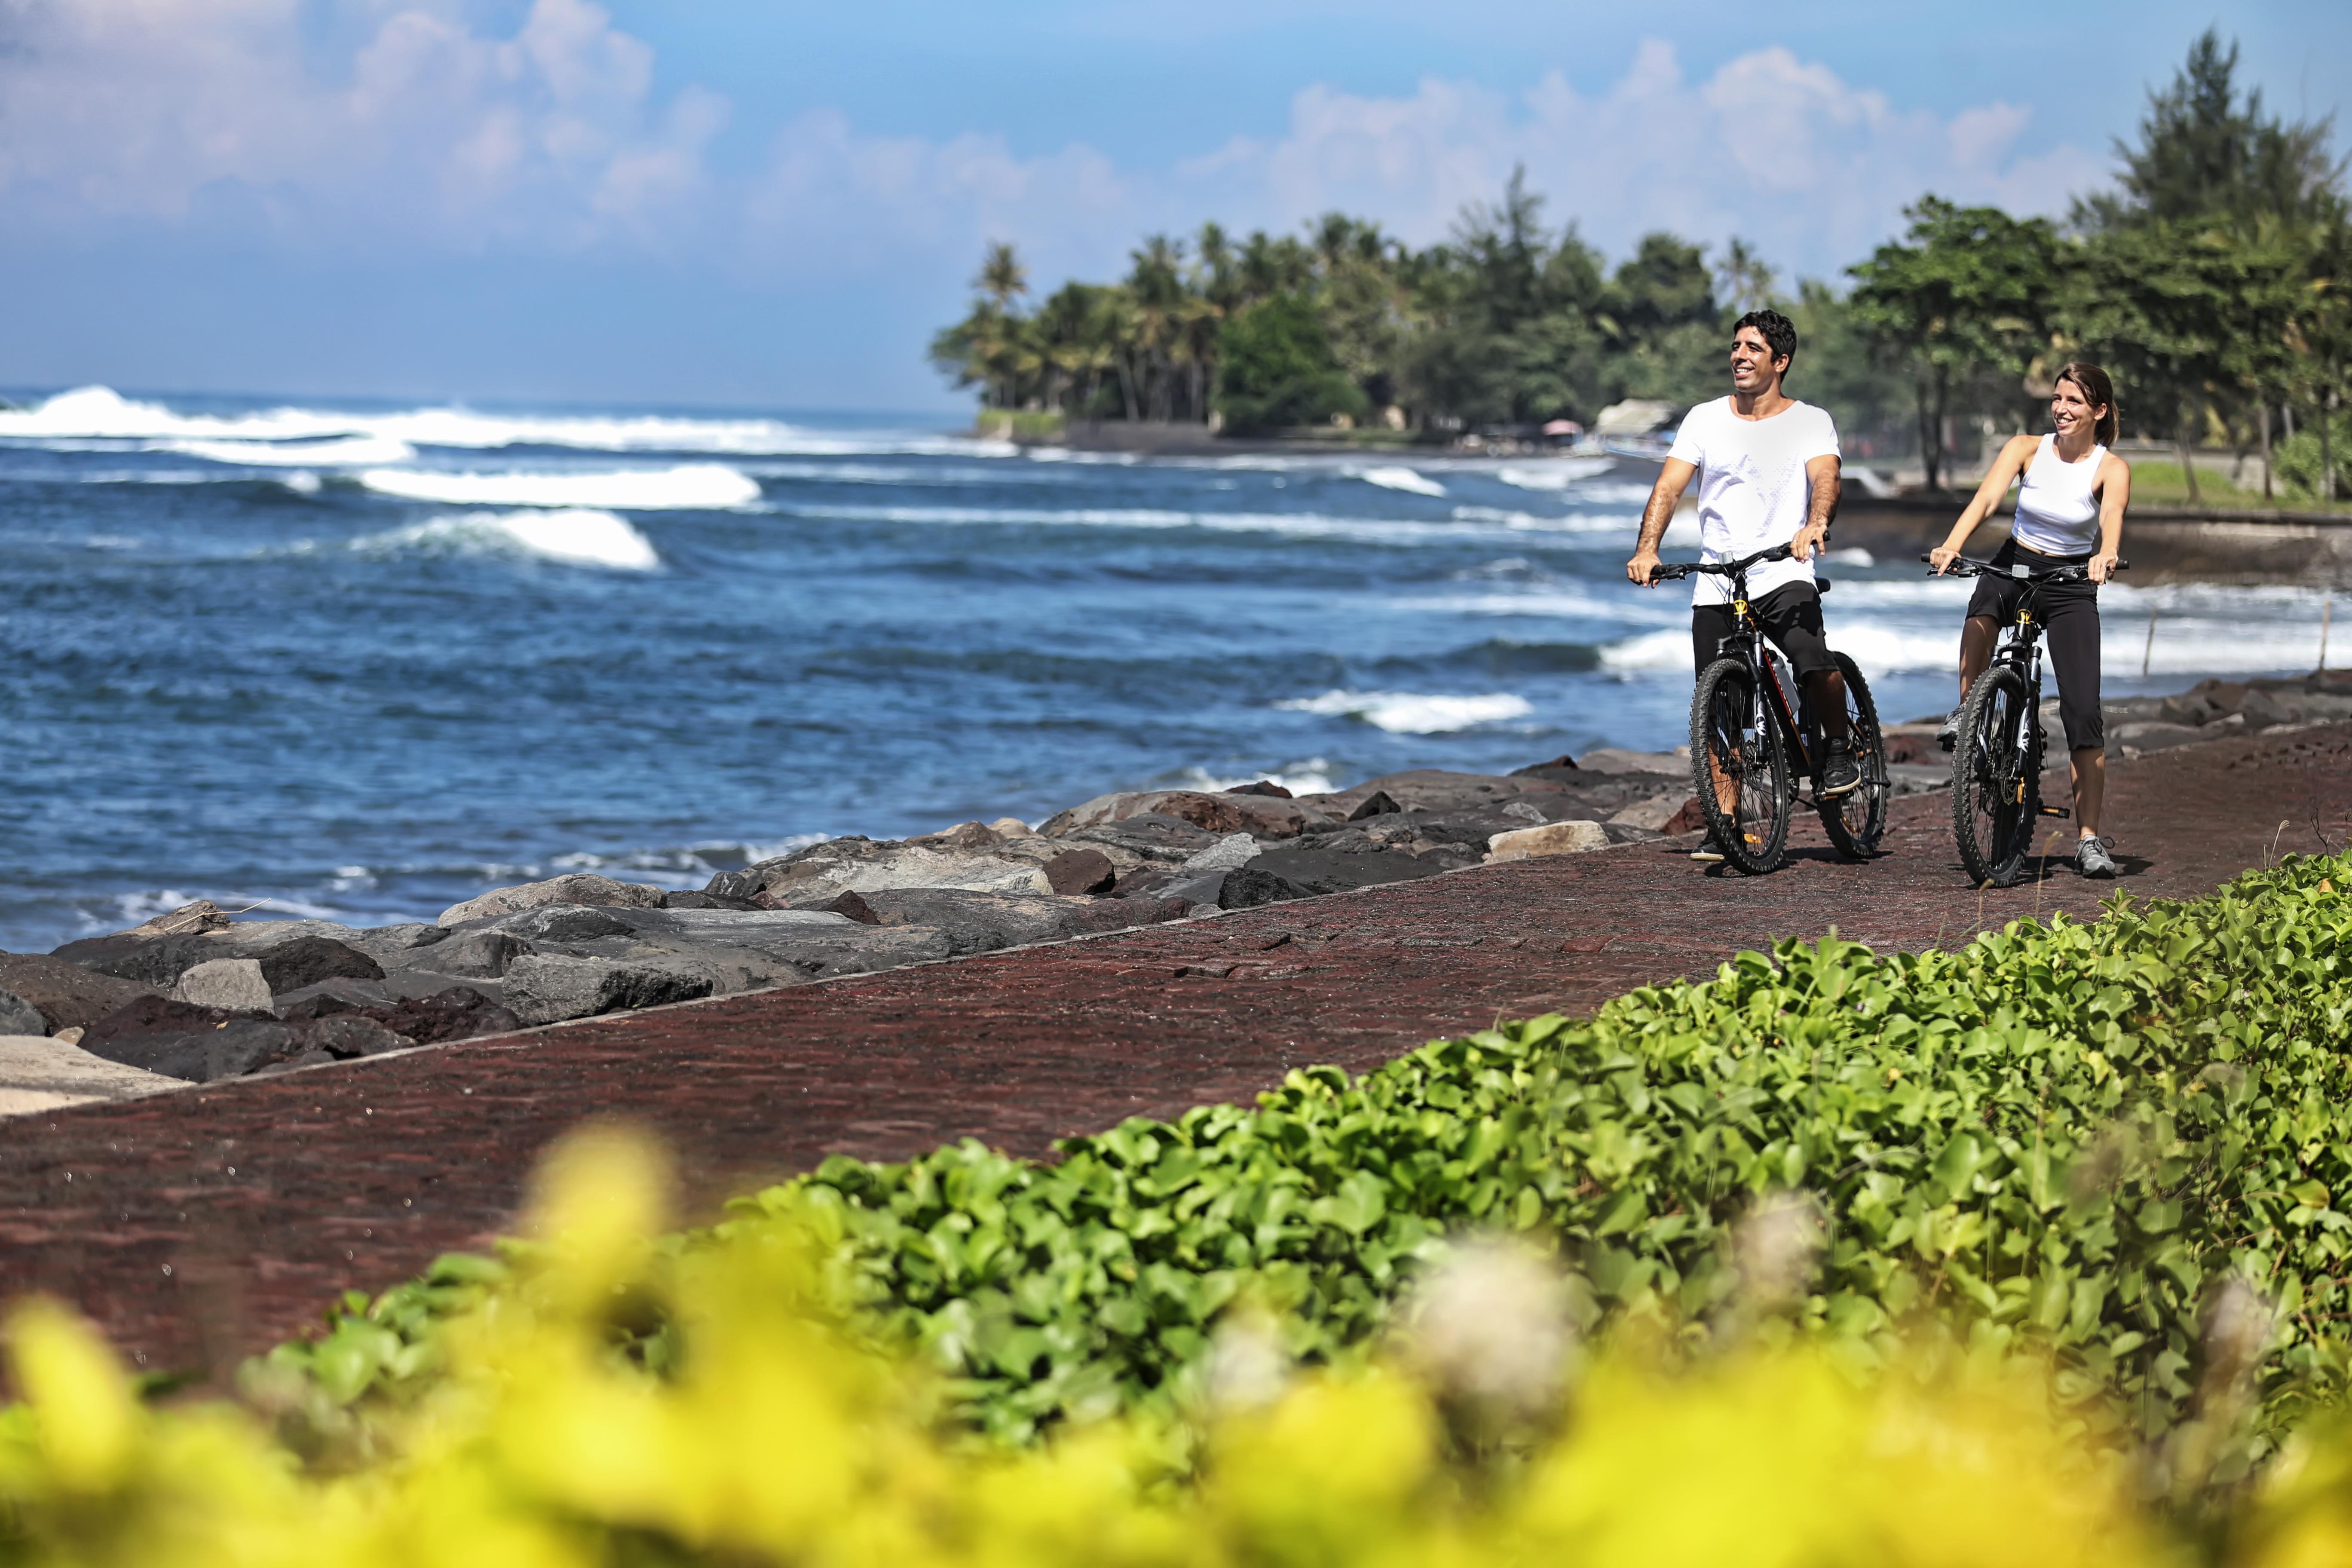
[1965,539,2103,750]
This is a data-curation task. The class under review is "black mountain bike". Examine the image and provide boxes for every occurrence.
[1926,553,2127,886]
[1650,544,1890,874]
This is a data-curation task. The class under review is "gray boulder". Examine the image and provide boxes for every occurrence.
[0,988,48,1037]
[1222,848,1444,909]
[438,873,668,928]
[173,958,275,1014]
[406,928,532,979]
[1182,833,1262,874]
[80,995,296,1084]
[1039,789,1326,841]
[711,837,1053,903]
[503,956,717,1027]
[858,889,1185,956]
[1056,811,1222,864]
[0,954,162,1035]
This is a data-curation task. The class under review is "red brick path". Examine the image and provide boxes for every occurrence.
[4,726,2348,1376]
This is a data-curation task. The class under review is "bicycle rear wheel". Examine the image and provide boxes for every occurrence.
[1690,658,1791,874]
[1818,652,1889,859]
[1951,664,2040,886]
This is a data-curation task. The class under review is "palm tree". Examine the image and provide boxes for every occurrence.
[978,242,1029,312]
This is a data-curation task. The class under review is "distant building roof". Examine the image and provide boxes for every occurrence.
[1592,400,1680,437]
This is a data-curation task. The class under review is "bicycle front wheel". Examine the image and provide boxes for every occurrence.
[1819,652,1889,859]
[1691,658,1791,874]
[1951,664,2040,886]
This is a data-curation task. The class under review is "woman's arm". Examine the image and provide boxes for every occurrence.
[2089,453,2129,584]
[1929,434,2037,574]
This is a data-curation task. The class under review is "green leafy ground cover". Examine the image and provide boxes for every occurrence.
[260,851,2352,1461]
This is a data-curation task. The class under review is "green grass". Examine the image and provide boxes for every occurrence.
[2123,459,2352,512]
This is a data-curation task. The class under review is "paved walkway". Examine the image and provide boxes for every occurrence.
[5,725,2348,1377]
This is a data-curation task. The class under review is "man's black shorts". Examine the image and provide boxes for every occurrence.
[1691,582,1834,677]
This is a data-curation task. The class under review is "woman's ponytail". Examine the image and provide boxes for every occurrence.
[2055,362,2119,446]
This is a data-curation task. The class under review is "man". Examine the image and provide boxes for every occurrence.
[1624,309,1854,863]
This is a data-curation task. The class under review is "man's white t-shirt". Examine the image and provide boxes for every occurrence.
[1664,397,1841,607]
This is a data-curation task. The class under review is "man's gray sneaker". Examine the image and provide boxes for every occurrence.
[1935,707,1962,751]
[2076,836,2118,878]
[1690,842,1727,863]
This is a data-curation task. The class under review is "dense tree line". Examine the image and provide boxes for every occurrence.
[931,31,2350,498]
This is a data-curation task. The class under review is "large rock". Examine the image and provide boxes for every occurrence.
[0,989,48,1036]
[438,873,668,928]
[859,889,1185,956]
[1486,821,1611,861]
[1044,848,1117,895]
[1055,812,1223,864]
[1222,848,1445,909]
[1607,793,1694,831]
[710,838,1053,903]
[503,956,717,1027]
[80,995,296,1084]
[173,958,276,1014]
[256,936,384,992]
[1182,833,1262,874]
[1039,790,1325,841]
[407,928,532,979]
[0,954,163,1035]
[51,930,235,989]
[0,1033,187,1117]
[282,984,520,1047]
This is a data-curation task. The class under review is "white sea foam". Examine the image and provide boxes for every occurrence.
[168,435,416,467]
[0,384,1010,458]
[356,508,660,571]
[1276,689,1534,734]
[359,464,760,510]
[1496,459,1616,490]
[1354,465,1446,497]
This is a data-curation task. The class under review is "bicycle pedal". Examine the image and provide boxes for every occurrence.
[2037,805,2070,818]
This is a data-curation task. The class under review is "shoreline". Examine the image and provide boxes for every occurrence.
[7,667,2350,1120]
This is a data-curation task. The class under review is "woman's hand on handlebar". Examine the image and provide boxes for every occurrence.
[1626,548,1663,587]
[2089,551,2120,585]
[1927,545,1963,576]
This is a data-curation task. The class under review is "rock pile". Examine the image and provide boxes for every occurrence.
[6,756,1709,1096]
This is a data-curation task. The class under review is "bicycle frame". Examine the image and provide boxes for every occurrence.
[1710,588,1817,785]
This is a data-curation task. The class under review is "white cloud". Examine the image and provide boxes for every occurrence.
[0,0,723,248]
[0,9,2105,285]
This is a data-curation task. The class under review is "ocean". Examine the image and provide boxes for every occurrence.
[0,385,2330,953]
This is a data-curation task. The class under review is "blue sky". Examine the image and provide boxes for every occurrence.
[0,0,2343,413]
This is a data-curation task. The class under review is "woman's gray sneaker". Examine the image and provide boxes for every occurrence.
[1936,708,1963,751]
[2076,836,2118,878]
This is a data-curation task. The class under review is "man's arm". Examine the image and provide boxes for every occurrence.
[1790,454,1840,562]
[1625,457,1698,586]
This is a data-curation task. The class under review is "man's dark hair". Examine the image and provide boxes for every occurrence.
[1733,309,1798,371]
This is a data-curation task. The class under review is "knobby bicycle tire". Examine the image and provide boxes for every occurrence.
[1690,658,1790,874]
[1951,663,2041,886]
[1818,652,1890,859]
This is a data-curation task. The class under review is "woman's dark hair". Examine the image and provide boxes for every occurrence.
[1734,309,1798,370]
[2053,362,2119,445]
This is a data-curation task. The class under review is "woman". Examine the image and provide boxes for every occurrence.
[1927,363,2130,878]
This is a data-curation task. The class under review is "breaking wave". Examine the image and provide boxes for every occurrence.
[352,508,661,571]
[1275,689,1535,734]
[358,464,761,510]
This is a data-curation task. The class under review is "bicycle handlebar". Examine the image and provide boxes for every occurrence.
[1646,542,1795,583]
[1918,554,2129,582]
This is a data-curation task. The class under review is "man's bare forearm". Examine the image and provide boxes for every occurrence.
[1807,471,1838,535]
[1634,484,1684,554]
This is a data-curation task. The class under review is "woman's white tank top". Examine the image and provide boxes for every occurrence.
[2009,433,2107,555]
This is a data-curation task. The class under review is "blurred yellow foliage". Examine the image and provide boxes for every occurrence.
[0,1123,2306,1568]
